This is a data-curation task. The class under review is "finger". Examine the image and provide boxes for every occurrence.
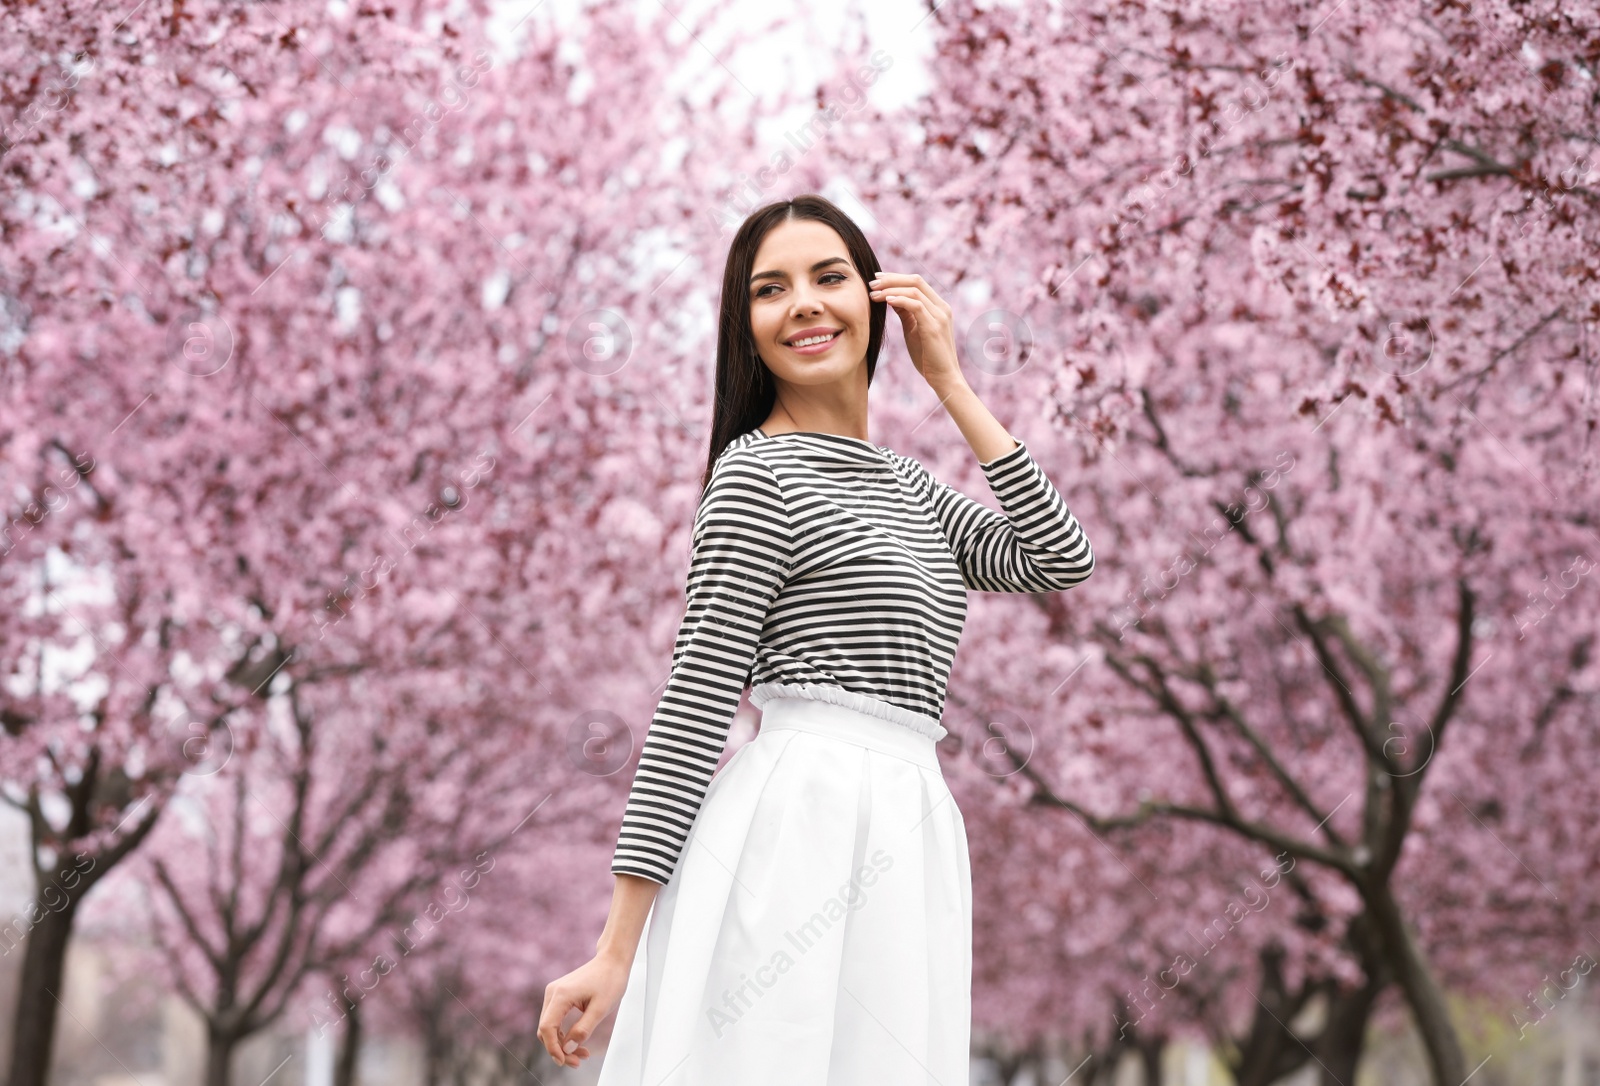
[563,1004,607,1055]
[905,273,951,315]
[873,271,941,297]
[883,296,921,332]
[556,1041,593,1067]
[537,1018,560,1061]
[903,273,952,316]
[872,290,915,322]
[550,996,599,1065]
[872,284,946,314]
[870,274,939,313]
[869,286,929,303]
[868,272,923,299]
[881,293,937,324]
[537,990,573,1058]
[869,274,922,294]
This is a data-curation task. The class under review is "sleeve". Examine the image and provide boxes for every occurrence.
[610,449,794,885]
[918,435,1095,593]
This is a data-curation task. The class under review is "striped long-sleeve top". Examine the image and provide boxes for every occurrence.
[611,425,1095,884]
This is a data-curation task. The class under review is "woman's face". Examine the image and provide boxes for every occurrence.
[747,218,870,389]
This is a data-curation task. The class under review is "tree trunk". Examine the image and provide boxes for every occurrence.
[335,998,362,1086]
[1223,930,1391,1086]
[1094,998,1136,1085]
[1135,1034,1163,1085]
[5,897,81,1086]
[1312,972,1386,1086]
[423,1017,448,1086]
[1232,945,1311,1086]
[204,1029,239,1086]
[1312,915,1392,1086]
[1368,883,1467,1085]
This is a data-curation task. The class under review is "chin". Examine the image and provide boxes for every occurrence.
[768,338,859,380]
[778,361,854,386]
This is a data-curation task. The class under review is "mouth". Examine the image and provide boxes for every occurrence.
[785,329,843,349]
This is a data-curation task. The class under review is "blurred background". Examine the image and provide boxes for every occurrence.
[2,0,1597,1082]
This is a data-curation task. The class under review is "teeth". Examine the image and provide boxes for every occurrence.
[790,332,837,347]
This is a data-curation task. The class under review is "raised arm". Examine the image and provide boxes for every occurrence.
[609,448,793,886]
[862,270,1094,592]
[907,437,1095,593]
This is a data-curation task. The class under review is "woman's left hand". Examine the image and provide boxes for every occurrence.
[869,272,965,394]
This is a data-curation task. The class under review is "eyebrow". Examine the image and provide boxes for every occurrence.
[749,256,852,287]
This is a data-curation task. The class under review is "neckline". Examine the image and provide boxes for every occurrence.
[755,425,883,450]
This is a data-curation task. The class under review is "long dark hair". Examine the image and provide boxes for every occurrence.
[701,194,887,493]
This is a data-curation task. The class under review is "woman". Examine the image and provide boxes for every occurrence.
[538,194,1095,1083]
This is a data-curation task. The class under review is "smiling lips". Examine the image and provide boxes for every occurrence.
[785,328,842,355]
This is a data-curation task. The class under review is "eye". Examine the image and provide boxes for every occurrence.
[753,270,851,299]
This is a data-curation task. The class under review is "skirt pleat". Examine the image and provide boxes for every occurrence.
[596,694,973,1086]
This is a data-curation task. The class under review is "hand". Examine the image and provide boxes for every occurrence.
[868,272,966,396]
[538,952,631,1069]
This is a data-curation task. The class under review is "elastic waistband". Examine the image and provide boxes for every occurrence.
[754,694,943,772]
[749,681,948,740]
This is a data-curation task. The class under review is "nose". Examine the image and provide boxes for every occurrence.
[789,280,823,314]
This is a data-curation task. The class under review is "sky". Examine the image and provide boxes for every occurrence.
[483,0,939,140]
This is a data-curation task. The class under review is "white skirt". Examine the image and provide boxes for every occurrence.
[595,681,973,1086]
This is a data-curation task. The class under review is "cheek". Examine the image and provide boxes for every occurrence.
[850,297,872,334]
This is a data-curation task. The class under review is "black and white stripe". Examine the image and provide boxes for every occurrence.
[611,427,1095,885]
